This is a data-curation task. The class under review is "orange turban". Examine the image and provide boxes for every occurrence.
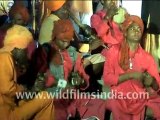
[122,15,144,33]
[52,19,74,41]
[44,0,66,11]
[9,3,30,23]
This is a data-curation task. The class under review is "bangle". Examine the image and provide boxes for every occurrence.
[71,78,77,86]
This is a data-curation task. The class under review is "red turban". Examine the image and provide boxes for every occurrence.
[44,0,66,11]
[9,3,30,23]
[52,19,74,41]
[122,15,144,33]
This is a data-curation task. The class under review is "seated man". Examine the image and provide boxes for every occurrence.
[103,15,160,120]
[0,25,54,120]
[33,19,89,120]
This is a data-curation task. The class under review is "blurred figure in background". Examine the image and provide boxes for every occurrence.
[0,2,31,49]
[39,0,69,44]
[9,2,30,26]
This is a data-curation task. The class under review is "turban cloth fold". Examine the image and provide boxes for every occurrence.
[52,19,74,41]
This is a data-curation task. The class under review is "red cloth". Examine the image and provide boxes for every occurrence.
[105,99,145,120]
[54,99,72,120]
[103,44,160,119]
[68,98,106,120]
[91,10,123,46]
[26,41,37,60]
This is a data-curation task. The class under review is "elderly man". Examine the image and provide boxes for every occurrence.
[0,25,54,120]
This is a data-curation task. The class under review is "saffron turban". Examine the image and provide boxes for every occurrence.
[52,19,74,41]
[3,25,33,51]
[122,15,144,33]
[44,0,66,11]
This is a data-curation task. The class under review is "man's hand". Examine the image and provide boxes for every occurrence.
[142,72,154,87]
[71,72,84,86]
[33,73,46,92]
[118,72,144,84]
[131,72,144,81]
[104,2,118,20]
[89,39,103,51]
